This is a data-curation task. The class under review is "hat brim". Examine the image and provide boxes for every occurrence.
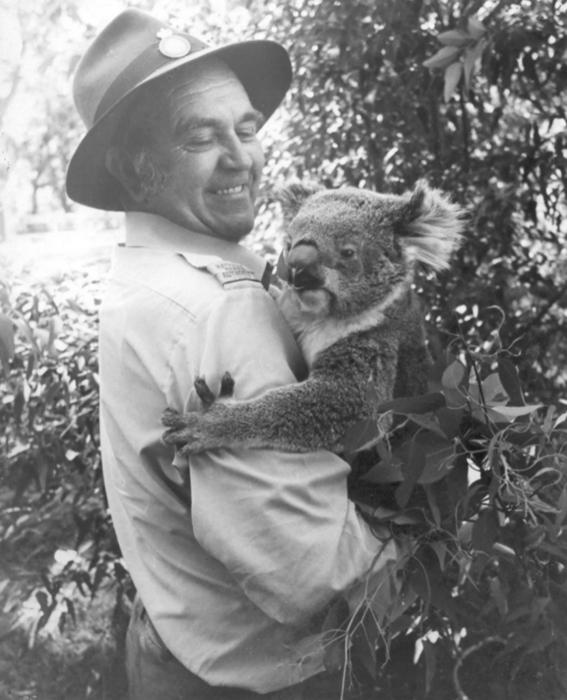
[66,40,291,211]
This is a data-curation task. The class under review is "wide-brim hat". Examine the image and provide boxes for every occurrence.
[66,9,292,211]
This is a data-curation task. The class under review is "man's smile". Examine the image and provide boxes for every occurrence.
[212,184,248,196]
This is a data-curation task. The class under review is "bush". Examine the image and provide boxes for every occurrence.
[333,336,567,699]
[0,266,131,699]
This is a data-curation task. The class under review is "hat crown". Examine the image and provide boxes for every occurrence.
[73,9,204,128]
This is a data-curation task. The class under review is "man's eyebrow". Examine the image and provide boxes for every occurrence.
[240,109,265,126]
[173,109,265,138]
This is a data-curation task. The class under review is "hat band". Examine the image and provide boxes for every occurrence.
[93,34,208,124]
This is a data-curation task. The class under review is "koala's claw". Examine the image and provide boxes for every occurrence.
[219,371,235,398]
[161,407,186,429]
[194,377,216,409]
[161,374,235,453]
[161,411,202,449]
[194,372,234,409]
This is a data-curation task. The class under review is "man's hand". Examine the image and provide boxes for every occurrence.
[162,373,235,454]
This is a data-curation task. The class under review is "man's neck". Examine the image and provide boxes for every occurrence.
[124,211,266,277]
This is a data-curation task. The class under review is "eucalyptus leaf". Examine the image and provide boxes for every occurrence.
[423,45,461,70]
[444,61,463,102]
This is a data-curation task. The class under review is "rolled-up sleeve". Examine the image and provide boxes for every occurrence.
[185,287,397,625]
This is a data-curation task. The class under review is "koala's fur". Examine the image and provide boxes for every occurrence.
[162,181,464,454]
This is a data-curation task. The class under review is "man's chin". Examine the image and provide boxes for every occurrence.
[210,215,254,242]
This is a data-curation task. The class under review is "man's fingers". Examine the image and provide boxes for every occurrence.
[219,372,235,398]
[194,377,216,408]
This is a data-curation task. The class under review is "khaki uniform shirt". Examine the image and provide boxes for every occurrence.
[99,212,396,693]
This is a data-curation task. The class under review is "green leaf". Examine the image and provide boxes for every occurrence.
[463,39,487,91]
[423,639,438,695]
[443,360,467,387]
[438,30,470,47]
[343,417,380,453]
[497,357,524,405]
[424,484,442,527]
[360,460,404,484]
[358,504,425,526]
[429,540,448,570]
[492,542,516,559]
[35,590,50,613]
[423,45,461,70]
[481,372,509,405]
[441,361,467,408]
[436,406,464,438]
[489,576,508,616]
[467,16,486,40]
[444,61,463,101]
[351,613,378,681]
[396,439,426,507]
[0,313,15,375]
[472,509,499,554]
[422,443,456,484]
[408,412,447,437]
[489,404,543,422]
[377,392,446,415]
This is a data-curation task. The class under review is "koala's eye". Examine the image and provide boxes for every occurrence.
[340,247,356,259]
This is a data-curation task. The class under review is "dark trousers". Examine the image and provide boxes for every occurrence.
[125,597,346,700]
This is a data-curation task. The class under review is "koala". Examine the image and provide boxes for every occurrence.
[162,181,464,455]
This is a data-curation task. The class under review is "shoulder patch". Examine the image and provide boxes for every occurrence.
[179,252,272,290]
[207,260,261,286]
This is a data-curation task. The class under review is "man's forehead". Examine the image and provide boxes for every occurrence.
[165,59,250,111]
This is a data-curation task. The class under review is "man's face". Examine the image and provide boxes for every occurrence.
[145,61,265,241]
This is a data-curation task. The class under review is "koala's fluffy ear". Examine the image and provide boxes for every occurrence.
[400,180,465,271]
[275,180,323,224]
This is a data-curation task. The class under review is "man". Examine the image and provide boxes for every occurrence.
[66,9,398,699]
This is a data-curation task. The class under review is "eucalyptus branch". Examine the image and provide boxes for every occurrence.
[453,636,506,700]
[459,86,470,172]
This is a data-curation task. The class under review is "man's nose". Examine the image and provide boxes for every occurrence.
[220,135,252,169]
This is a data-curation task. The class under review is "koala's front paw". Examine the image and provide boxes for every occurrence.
[162,411,219,455]
[161,373,235,454]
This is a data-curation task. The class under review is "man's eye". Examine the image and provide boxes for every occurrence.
[182,138,213,150]
[237,127,258,141]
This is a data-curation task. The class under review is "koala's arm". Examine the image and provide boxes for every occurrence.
[163,337,398,454]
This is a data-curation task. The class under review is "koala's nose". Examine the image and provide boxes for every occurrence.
[286,243,323,289]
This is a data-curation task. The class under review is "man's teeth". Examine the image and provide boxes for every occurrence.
[216,185,245,195]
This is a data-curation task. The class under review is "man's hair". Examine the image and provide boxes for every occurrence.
[108,80,172,206]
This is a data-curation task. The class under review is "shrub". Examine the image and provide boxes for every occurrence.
[0,266,131,699]
[334,334,567,699]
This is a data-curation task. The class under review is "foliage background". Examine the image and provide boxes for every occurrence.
[0,0,566,698]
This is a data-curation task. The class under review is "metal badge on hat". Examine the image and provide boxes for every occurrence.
[157,28,191,59]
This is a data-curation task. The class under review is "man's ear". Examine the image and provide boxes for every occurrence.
[105,147,144,203]
[275,180,323,224]
[399,180,465,271]
[105,147,163,204]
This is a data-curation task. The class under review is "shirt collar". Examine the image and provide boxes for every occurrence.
[124,212,267,280]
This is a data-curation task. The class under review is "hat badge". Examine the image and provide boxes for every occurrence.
[157,28,191,59]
